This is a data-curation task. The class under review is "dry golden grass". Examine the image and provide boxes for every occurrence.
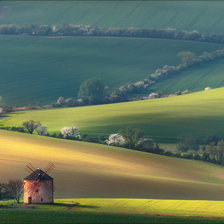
[1,130,224,200]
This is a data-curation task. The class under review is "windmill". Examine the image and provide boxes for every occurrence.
[24,163,55,204]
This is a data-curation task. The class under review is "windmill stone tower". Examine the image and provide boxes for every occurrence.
[24,163,55,204]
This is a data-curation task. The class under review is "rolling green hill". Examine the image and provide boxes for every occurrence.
[2,87,224,142]
[1,130,224,200]
[2,2,224,106]
[1,1,224,34]
[2,199,224,224]
[0,35,220,106]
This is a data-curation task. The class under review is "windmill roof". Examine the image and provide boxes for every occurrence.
[24,168,53,181]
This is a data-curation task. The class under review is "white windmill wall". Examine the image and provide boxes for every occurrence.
[24,180,54,204]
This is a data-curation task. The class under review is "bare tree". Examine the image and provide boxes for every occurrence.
[36,125,48,136]
[22,120,41,134]
[5,180,23,203]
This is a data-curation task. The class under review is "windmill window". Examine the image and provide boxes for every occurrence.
[36,189,39,193]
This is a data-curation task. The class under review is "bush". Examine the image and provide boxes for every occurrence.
[65,98,76,106]
[57,97,66,105]
[135,137,155,151]
[61,126,81,139]
[206,135,222,145]
[0,126,25,133]
[106,133,126,146]
[48,132,63,138]
[82,134,103,143]
[22,120,41,134]
[36,125,48,136]
[119,127,144,148]
[177,135,200,152]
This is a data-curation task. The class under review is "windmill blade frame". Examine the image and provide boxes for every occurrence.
[41,162,55,179]
[25,164,39,179]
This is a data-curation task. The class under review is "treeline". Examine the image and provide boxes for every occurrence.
[1,49,222,112]
[2,121,224,166]
[55,49,224,107]
[110,48,224,98]
[176,134,224,165]
[1,24,224,108]
[3,24,224,44]
[147,49,224,82]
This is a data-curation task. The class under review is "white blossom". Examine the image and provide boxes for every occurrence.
[57,97,66,105]
[134,81,144,88]
[148,92,159,99]
[61,126,81,139]
[204,87,211,91]
[106,133,125,146]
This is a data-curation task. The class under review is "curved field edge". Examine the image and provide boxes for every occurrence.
[2,1,224,34]
[0,36,221,106]
[1,211,223,224]
[39,198,224,218]
[2,199,224,224]
[3,87,224,142]
[1,130,224,200]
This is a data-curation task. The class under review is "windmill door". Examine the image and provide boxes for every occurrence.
[28,197,32,204]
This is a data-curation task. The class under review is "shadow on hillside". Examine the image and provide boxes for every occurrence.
[0,112,25,127]
[54,203,100,209]
[0,113,14,121]
[0,114,9,118]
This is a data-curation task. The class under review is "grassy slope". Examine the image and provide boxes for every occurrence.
[1,210,223,224]
[0,36,220,106]
[1,130,224,200]
[1,1,224,34]
[3,87,224,142]
[2,199,224,224]
[34,198,224,217]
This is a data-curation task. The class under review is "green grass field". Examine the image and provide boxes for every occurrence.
[1,130,224,200]
[2,2,224,106]
[3,87,224,142]
[2,199,224,223]
[2,210,223,224]
[0,35,220,106]
[2,1,224,34]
